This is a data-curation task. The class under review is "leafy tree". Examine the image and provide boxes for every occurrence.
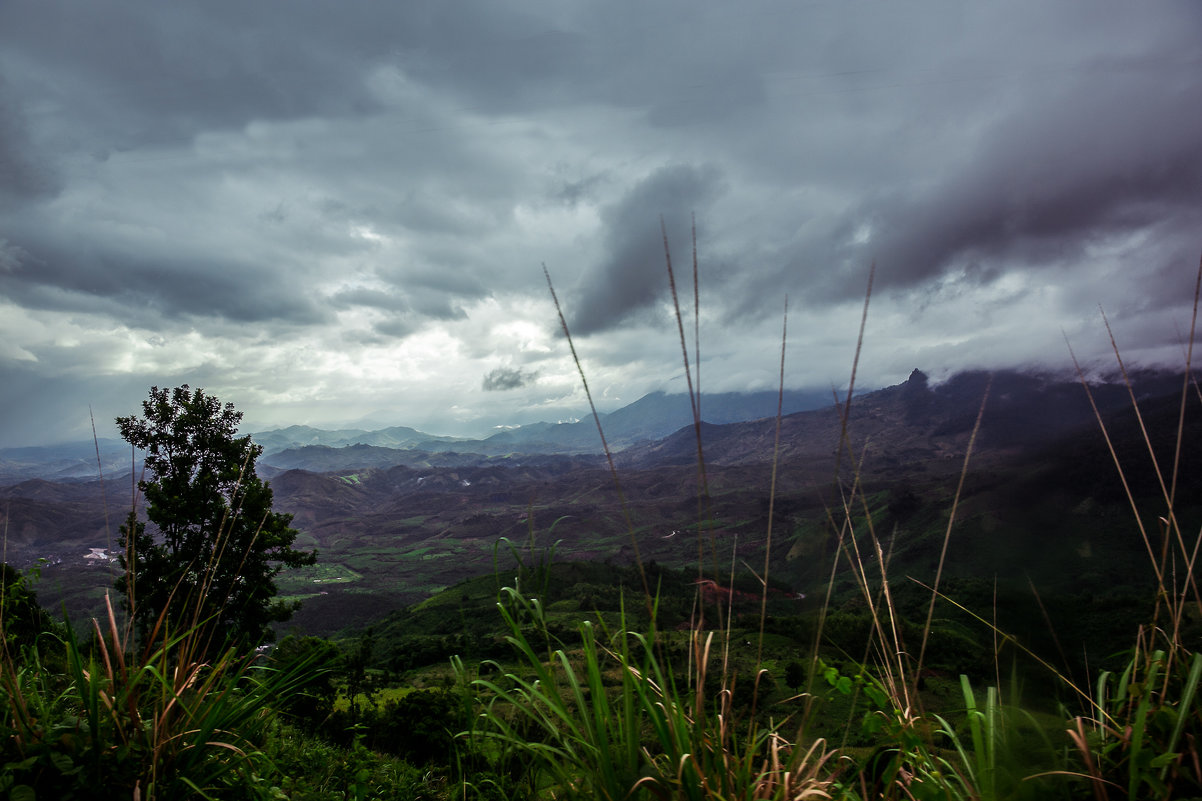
[371,689,466,764]
[116,384,315,650]
[343,626,376,720]
[270,634,343,730]
[0,562,59,651]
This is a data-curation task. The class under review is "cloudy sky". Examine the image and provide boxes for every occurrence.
[2,2,1200,447]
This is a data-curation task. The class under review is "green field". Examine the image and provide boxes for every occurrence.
[277,562,363,600]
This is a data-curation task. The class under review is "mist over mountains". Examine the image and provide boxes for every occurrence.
[2,369,1189,489]
[0,388,837,483]
[0,369,1188,487]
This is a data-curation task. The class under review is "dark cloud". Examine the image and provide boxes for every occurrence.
[0,79,60,208]
[0,367,134,447]
[329,288,412,314]
[371,319,418,340]
[379,262,489,300]
[644,60,768,129]
[818,36,1202,302]
[0,1,604,152]
[551,171,609,209]
[0,2,1199,446]
[482,367,537,392]
[372,263,488,324]
[0,239,28,274]
[411,24,592,113]
[0,2,395,149]
[570,165,721,335]
[0,359,246,448]
[0,234,327,327]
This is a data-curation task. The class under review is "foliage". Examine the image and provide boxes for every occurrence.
[116,384,315,651]
[326,689,467,767]
[270,634,343,732]
[0,595,315,800]
[267,724,447,801]
[458,587,838,801]
[1068,637,1202,800]
[814,660,1068,801]
[362,560,787,676]
[0,562,60,653]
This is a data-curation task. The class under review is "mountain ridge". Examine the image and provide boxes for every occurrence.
[3,366,1196,636]
[0,388,843,482]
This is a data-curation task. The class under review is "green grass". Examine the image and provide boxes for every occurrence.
[2,596,318,800]
[332,684,418,713]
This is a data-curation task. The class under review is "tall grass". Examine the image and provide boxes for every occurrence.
[457,587,837,800]
[2,596,315,799]
[1055,260,1202,800]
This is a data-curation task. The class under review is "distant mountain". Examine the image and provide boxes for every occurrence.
[0,390,843,482]
[0,438,132,484]
[618,368,1184,470]
[475,388,838,455]
[610,387,838,433]
[251,424,467,453]
[255,370,1161,477]
[260,444,504,473]
[249,389,842,470]
[4,376,1176,482]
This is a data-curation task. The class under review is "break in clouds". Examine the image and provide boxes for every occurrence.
[0,2,1200,446]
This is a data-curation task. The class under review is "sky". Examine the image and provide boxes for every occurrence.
[1,2,1201,447]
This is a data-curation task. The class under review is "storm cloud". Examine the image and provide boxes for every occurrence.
[831,66,1202,301]
[0,2,1198,446]
[570,165,720,335]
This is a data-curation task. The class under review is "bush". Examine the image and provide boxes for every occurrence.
[369,689,466,765]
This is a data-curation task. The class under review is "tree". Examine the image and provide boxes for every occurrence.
[269,634,343,731]
[116,385,315,650]
[1,562,60,652]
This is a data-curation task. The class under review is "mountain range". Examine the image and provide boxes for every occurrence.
[0,388,838,483]
[1,367,1195,639]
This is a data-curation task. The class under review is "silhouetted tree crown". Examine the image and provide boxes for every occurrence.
[116,385,315,650]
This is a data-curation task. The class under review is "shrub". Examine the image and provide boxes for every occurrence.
[1,596,314,800]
